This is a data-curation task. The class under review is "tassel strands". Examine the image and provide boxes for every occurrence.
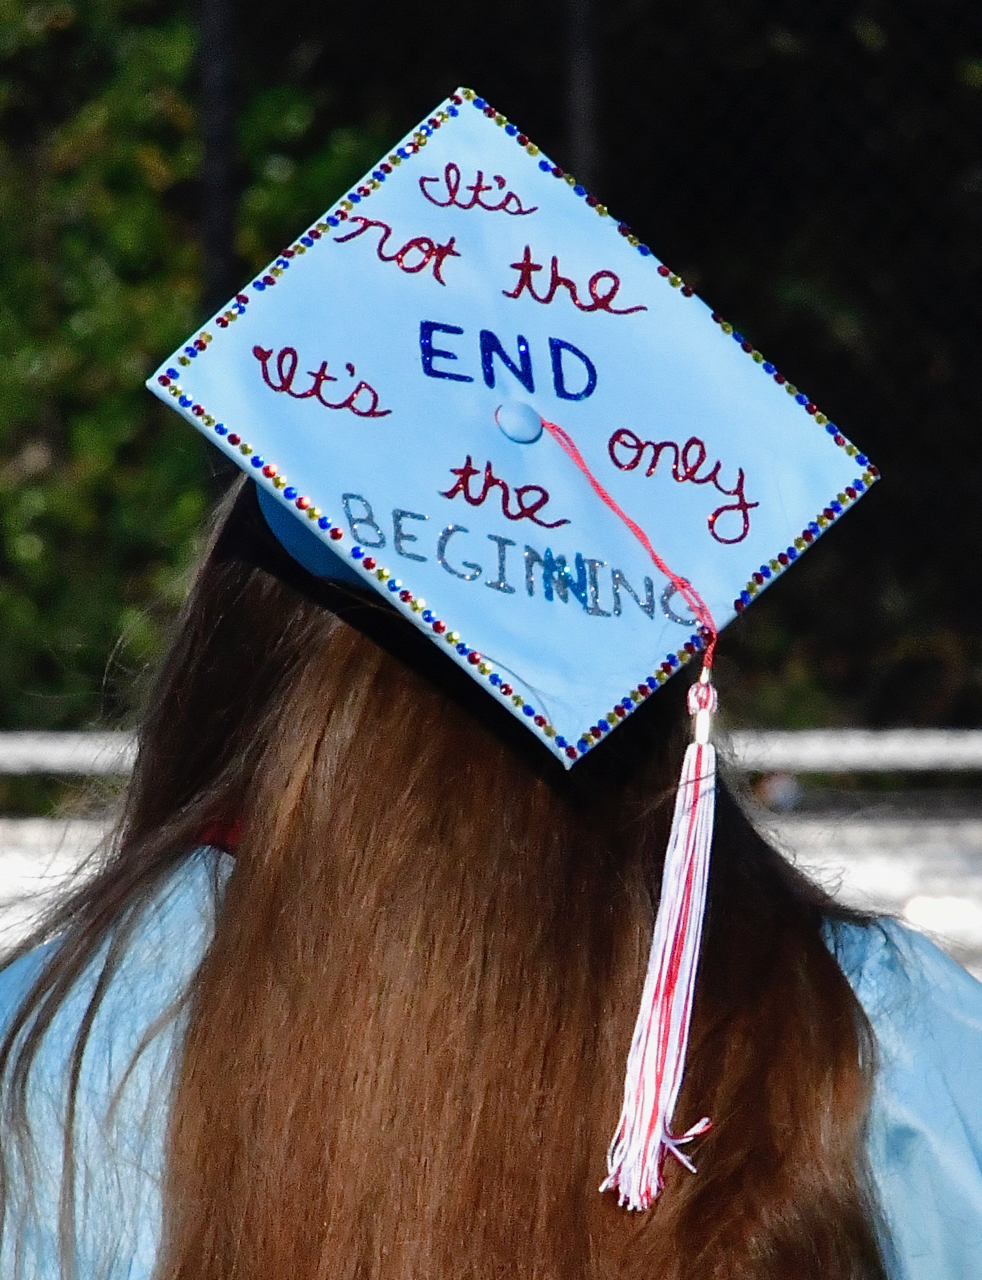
[601,670,718,1210]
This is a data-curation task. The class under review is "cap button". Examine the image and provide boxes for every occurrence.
[495,402,543,444]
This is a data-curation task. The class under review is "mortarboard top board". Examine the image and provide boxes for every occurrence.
[147,87,877,771]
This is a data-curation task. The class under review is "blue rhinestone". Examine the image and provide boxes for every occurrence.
[184,346,197,357]
[348,193,361,204]
[397,147,409,159]
[646,676,658,689]
[577,739,590,753]
[456,643,468,655]
[351,546,364,559]
[795,393,808,405]
[691,634,704,649]
[787,547,798,560]
[448,105,459,116]
[808,523,820,535]
[830,501,842,514]
[166,367,179,379]
[573,184,586,196]
[250,456,263,468]
[387,579,399,592]
[539,159,551,171]
[300,236,313,247]
[326,216,339,227]
[668,654,680,668]
[621,698,633,710]
[854,480,865,492]
[318,516,330,529]
[638,244,652,256]
[473,97,486,109]
[420,125,432,137]
[505,123,517,135]
[733,333,744,344]
[740,590,752,605]
[283,486,298,500]
[763,362,776,374]
[178,395,192,407]
[214,424,227,435]
[596,720,608,733]
[522,705,535,717]
[489,673,501,686]
[555,736,567,749]
[276,258,289,269]
[759,565,772,579]
[826,424,837,434]
[856,454,868,466]
[421,610,434,623]
[252,281,265,290]
[233,303,245,313]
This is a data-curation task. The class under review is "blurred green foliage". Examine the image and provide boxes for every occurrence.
[0,0,383,729]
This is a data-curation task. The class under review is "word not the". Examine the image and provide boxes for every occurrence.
[253,345,391,418]
[419,163,537,216]
[608,428,758,545]
[338,496,675,624]
[420,321,597,401]
[503,246,646,316]
[441,455,569,530]
[334,217,459,285]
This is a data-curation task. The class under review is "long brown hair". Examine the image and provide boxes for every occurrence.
[0,482,887,1279]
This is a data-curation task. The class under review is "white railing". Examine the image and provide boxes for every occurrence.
[1,729,982,776]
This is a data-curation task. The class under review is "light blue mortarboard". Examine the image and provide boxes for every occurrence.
[147,87,877,770]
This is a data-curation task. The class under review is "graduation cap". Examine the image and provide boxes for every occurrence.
[148,87,877,1210]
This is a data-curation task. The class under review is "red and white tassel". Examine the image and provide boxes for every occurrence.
[601,670,719,1210]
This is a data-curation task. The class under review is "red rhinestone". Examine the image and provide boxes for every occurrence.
[517,133,528,145]
[684,642,695,654]
[216,316,228,328]
[451,95,462,104]
[661,662,672,674]
[194,339,206,351]
[803,530,814,543]
[735,599,745,612]
[778,553,789,565]
[806,402,817,414]
[566,746,578,759]
[329,527,343,541]
[534,714,546,727]
[501,683,513,697]
[618,224,630,236]
[433,620,446,634]
[467,651,481,665]
[362,557,376,571]
[681,285,693,297]
[337,210,348,220]
[552,166,564,178]
[296,496,310,510]
[483,105,495,117]
[236,294,248,304]
[282,248,295,258]
[428,117,439,126]
[637,686,650,697]
[846,487,857,499]
[741,341,753,352]
[868,465,879,476]
[381,163,392,174]
[586,194,598,206]
[262,275,275,286]
[657,265,670,277]
[262,464,276,478]
[711,312,722,322]
[192,405,204,416]
[774,374,786,384]
[399,590,412,603]
[158,375,170,386]
[834,434,845,446]
[227,434,241,446]
[753,572,764,584]
[614,706,626,718]
[309,229,321,239]
[824,508,834,520]
[357,186,370,197]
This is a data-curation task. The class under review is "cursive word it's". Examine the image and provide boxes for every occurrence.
[419,163,537,216]
[252,345,391,419]
[333,217,460,285]
[441,455,570,530]
[503,246,646,316]
[608,428,758,544]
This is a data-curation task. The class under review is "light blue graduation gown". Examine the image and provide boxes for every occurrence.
[1,848,981,1278]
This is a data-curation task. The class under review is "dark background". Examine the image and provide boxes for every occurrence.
[1,0,980,743]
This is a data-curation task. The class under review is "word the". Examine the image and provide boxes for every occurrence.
[608,428,758,545]
[419,163,537,216]
[441,455,569,530]
[503,246,646,316]
[420,321,597,401]
[253,345,391,418]
[334,217,459,285]
[338,496,676,624]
